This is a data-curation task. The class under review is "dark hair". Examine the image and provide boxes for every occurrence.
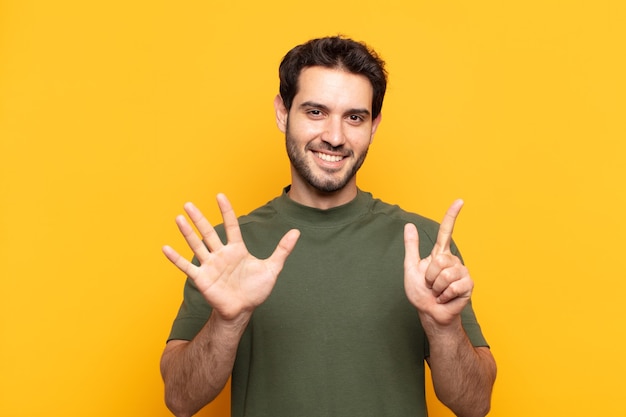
[278,36,387,119]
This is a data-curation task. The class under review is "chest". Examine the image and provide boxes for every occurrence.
[248,222,419,343]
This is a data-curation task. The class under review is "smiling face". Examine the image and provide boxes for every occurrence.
[274,66,382,208]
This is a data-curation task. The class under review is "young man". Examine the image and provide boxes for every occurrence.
[161,36,496,417]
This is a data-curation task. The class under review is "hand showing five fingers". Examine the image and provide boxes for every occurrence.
[404,200,474,328]
[162,194,301,321]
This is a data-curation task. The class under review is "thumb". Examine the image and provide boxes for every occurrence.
[267,229,301,274]
[404,223,421,264]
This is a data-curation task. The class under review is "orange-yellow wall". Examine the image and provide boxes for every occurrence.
[1,1,625,416]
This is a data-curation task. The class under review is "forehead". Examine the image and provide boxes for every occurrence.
[293,66,374,111]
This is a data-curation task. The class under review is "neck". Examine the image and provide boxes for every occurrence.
[287,179,358,210]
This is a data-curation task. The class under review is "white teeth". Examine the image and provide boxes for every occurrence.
[317,152,343,162]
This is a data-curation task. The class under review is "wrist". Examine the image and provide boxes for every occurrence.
[210,309,252,335]
[419,313,464,342]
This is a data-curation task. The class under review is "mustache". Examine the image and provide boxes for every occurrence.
[306,141,353,155]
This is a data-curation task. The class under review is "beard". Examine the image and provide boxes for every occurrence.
[285,128,369,193]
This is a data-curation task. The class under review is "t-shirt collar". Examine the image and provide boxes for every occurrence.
[272,185,372,228]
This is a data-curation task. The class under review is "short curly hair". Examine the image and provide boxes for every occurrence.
[278,36,387,119]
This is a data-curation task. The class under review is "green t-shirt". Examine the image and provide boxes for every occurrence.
[168,188,489,417]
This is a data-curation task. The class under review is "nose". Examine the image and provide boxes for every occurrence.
[321,116,345,148]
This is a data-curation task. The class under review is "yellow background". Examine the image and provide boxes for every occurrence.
[1,1,624,416]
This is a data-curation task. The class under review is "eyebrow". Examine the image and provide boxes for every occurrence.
[299,101,371,118]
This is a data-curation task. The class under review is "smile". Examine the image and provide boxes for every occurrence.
[316,152,344,162]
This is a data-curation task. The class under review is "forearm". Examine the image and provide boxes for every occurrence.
[160,311,250,417]
[425,318,497,417]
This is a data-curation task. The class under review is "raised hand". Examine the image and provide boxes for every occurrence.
[403,200,473,327]
[163,194,301,321]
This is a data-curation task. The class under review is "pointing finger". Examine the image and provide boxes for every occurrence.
[433,199,464,255]
[216,193,244,244]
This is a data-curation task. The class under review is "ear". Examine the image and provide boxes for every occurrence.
[369,112,382,143]
[273,94,288,133]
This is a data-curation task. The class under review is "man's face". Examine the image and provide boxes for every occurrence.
[275,66,381,195]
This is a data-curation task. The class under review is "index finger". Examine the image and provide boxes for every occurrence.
[216,193,243,244]
[433,199,464,255]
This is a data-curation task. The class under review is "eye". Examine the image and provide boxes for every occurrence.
[306,109,326,119]
[347,114,365,124]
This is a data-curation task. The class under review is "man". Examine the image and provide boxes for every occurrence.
[161,36,496,417]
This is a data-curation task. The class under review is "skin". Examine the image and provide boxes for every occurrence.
[161,195,300,417]
[160,66,496,417]
[404,200,497,416]
[275,66,382,209]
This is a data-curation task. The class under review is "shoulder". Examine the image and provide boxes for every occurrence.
[212,196,281,237]
[238,198,280,226]
[366,195,464,260]
[366,194,440,246]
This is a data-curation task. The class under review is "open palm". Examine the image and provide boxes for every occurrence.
[163,194,300,320]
